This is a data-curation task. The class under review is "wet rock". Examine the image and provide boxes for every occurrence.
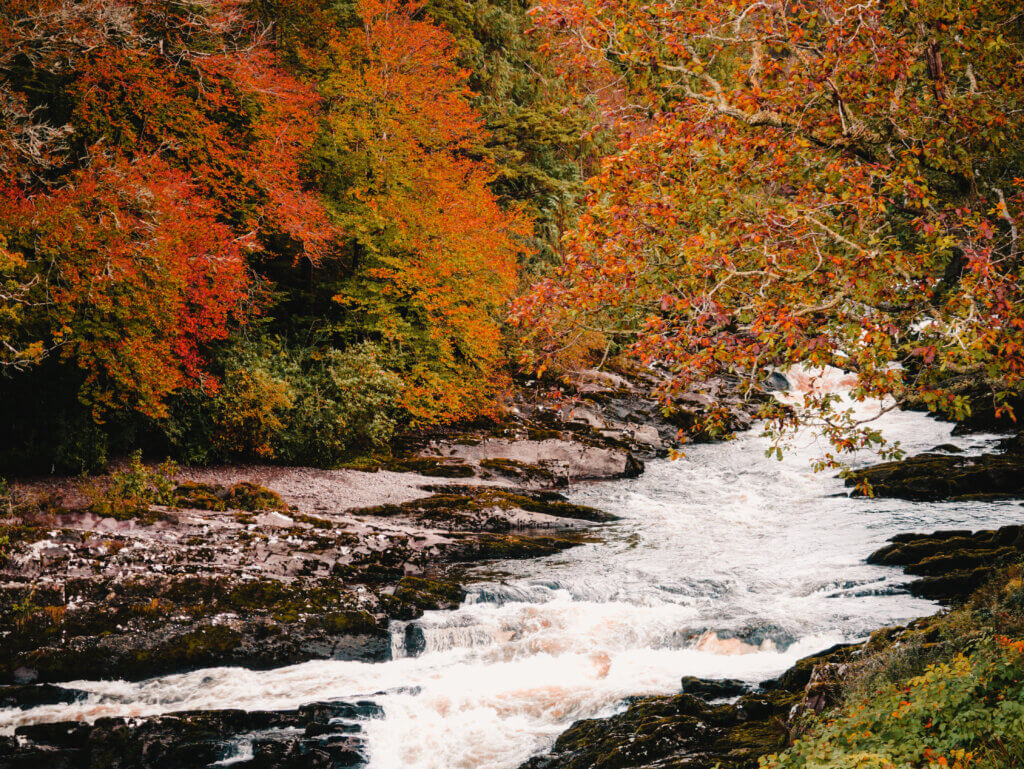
[679,676,751,700]
[997,431,1024,454]
[867,526,1024,602]
[4,702,377,769]
[0,683,86,709]
[519,689,796,769]
[520,642,861,769]
[765,371,791,392]
[760,642,861,692]
[845,452,1024,501]
[404,623,426,656]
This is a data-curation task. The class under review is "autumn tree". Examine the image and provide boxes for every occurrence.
[0,0,332,418]
[422,0,610,267]
[516,0,1024,453]
[309,0,529,422]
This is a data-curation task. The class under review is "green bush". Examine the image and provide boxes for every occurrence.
[277,344,402,466]
[86,450,178,518]
[162,338,402,466]
[762,566,1024,769]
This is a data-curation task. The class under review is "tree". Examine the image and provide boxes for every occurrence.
[310,0,530,423]
[0,0,334,420]
[516,0,1024,455]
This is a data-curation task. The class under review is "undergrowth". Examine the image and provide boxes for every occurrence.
[762,564,1024,769]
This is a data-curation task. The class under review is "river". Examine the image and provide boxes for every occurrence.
[2,398,1022,769]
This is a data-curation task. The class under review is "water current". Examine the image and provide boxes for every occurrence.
[4,384,1022,769]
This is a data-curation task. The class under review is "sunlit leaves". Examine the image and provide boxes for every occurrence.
[316,0,530,423]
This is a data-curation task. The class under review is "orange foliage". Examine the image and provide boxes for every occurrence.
[1,157,250,416]
[319,0,529,422]
[0,0,336,414]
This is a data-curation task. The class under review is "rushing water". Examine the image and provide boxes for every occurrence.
[3,392,1023,769]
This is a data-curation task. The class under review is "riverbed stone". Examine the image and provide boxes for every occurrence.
[4,703,378,769]
[679,676,751,699]
[867,526,1024,602]
[845,452,1024,501]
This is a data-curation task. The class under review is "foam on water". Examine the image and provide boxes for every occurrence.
[3,371,1021,769]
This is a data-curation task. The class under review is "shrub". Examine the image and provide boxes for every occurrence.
[86,450,178,518]
[763,639,1024,769]
[211,349,295,460]
[162,338,402,466]
[278,344,402,466]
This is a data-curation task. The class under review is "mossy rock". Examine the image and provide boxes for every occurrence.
[393,576,466,611]
[385,457,476,478]
[173,482,228,511]
[847,453,1024,501]
[224,482,288,512]
[449,532,580,561]
[174,482,288,513]
[310,610,384,637]
[480,458,560,485]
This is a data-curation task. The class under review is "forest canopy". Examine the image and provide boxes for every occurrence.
[2,0,1022,472]
[515,0,1024,453]
[0,0,604,473]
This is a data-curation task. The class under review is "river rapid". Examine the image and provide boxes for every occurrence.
[3,391,1023,769]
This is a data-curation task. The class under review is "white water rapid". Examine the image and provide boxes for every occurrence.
[4,389,1023,769]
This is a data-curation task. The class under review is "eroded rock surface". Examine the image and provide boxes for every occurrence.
[0,699,381,769]
[520,644,862,769]
[0,476,599,685]
[845,451,1024,501]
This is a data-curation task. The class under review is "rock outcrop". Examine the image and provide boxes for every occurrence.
[0,478,601,685]
[845,451,1024,501]
[520,645,861,769]
[867,525,1024,602]
[0,699,382,769]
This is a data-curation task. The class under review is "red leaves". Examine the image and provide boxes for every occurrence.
[0,0,337,416]
[516,0,1024,438]
[7,156,250,417]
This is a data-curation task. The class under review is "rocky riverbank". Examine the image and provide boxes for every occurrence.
[845,433,1024,501]
[517,428,1024,769]
[0,369,761,766]
[10,375,1015,769]
[0,368,762,680]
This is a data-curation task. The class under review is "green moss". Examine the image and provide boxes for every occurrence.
[393,576,466,610]
[224,482,288,512]
[173,482,227,511]
[174,482,287,512]
[384,457,476,477]
[311,610,382,636]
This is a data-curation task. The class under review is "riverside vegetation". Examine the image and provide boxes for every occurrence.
[2,0,1024,768]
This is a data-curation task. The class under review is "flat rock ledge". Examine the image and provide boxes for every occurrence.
[0,479,607,687]
[0,699,382,769]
